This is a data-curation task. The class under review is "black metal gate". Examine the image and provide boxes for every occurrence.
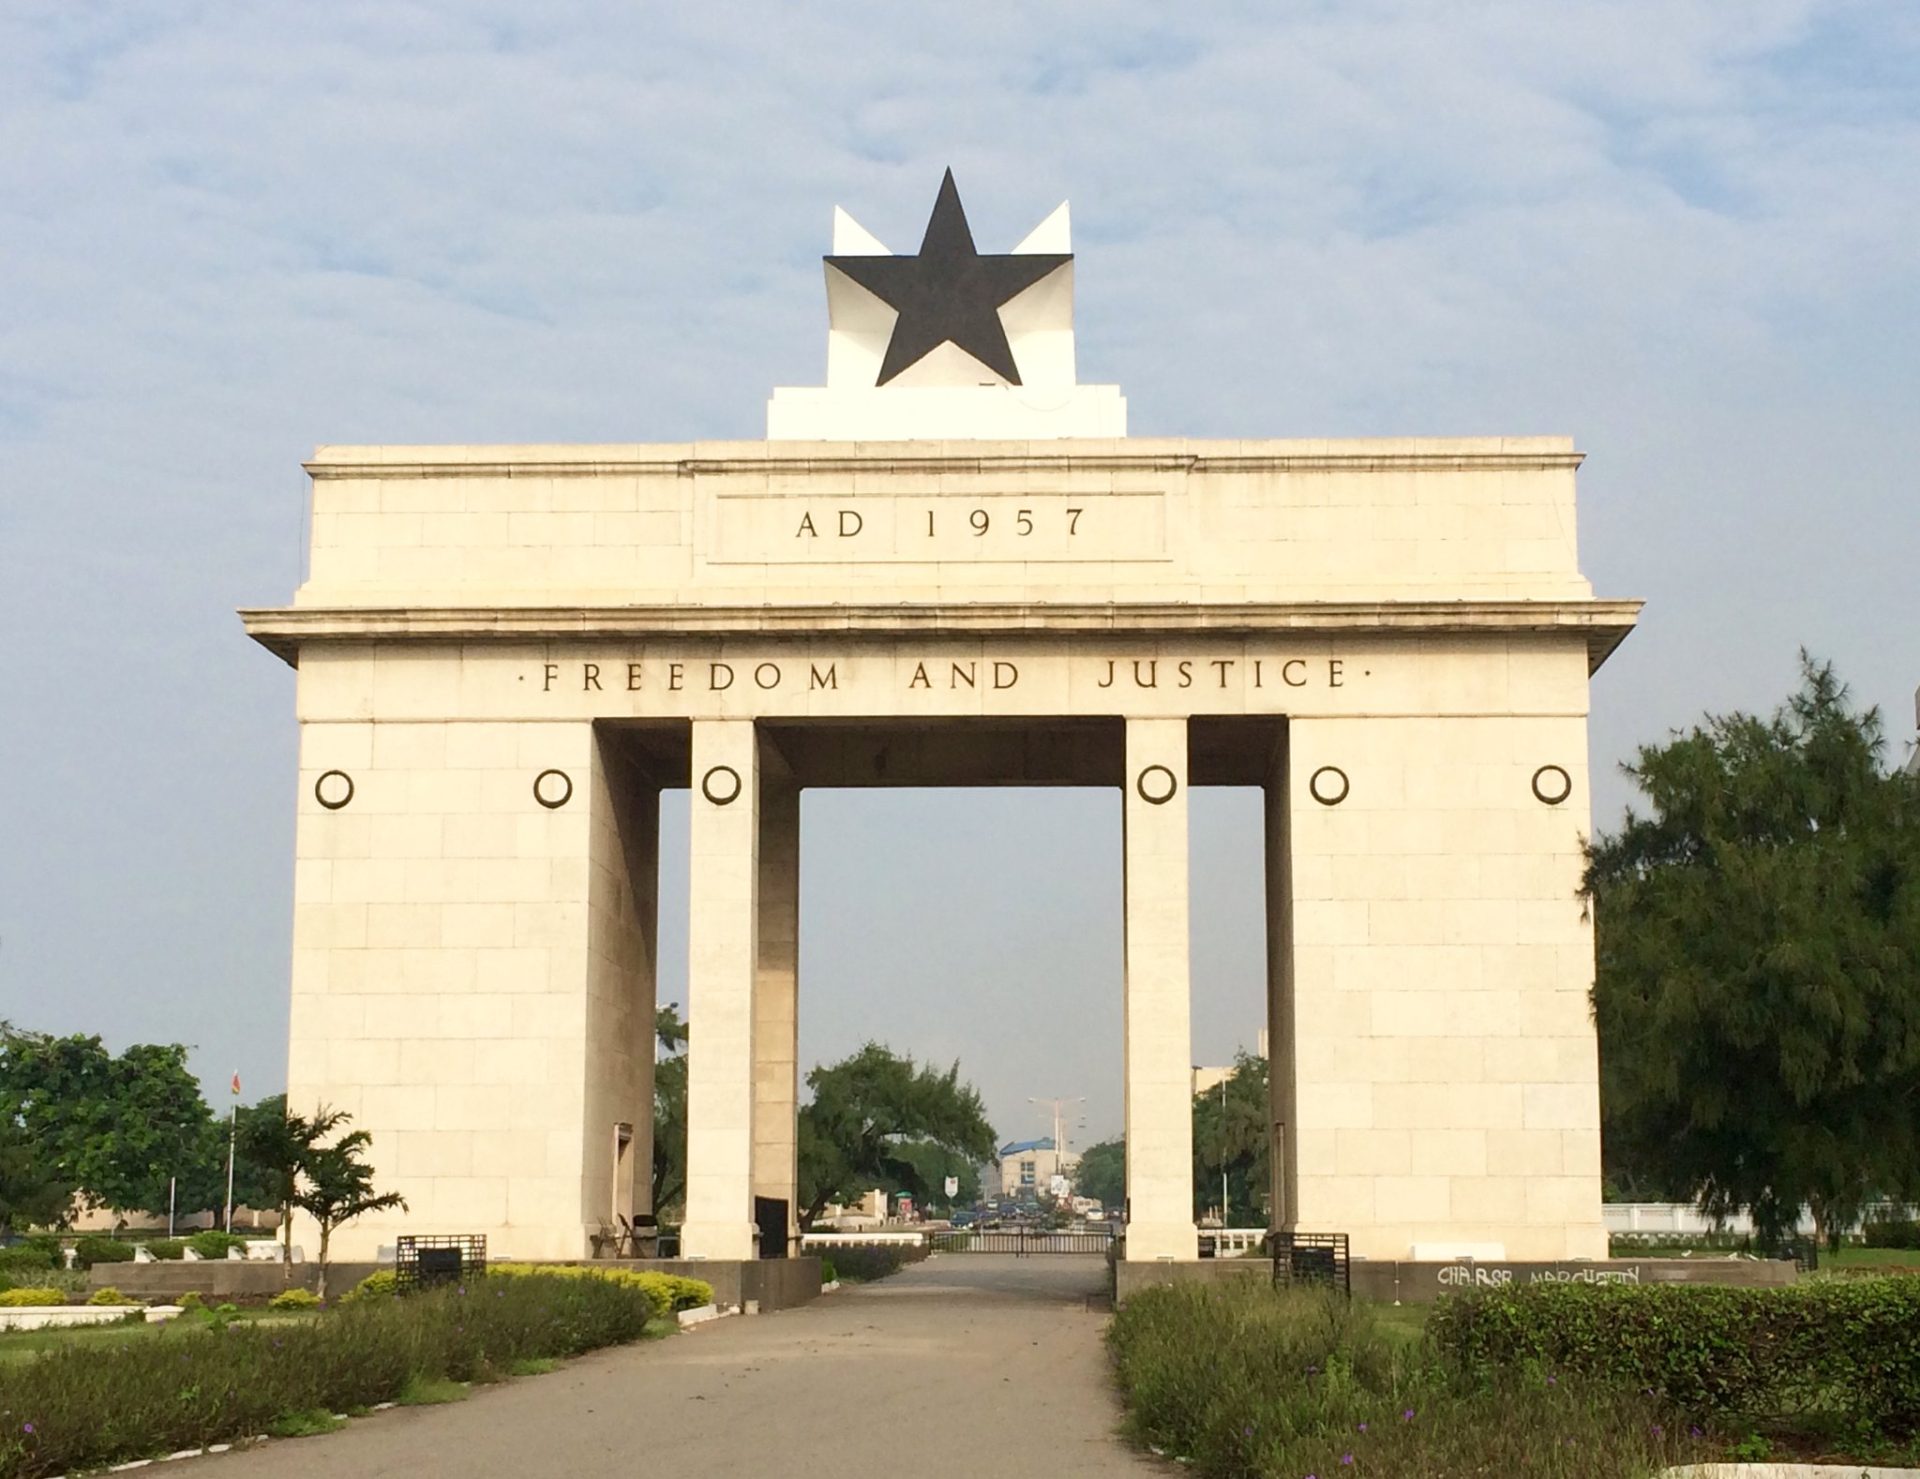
[395,1234,487,1293]
[926,1228,1114,1255]
[1268,1230,1350,1294]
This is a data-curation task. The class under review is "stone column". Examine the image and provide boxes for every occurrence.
[583,733,661,1243]
[681,720,761,1261]
[1263,728,1296,1230]
[1122,718,1199,1261]
[752,744,801,1244]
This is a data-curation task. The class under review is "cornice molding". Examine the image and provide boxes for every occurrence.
[240,598,1641,672]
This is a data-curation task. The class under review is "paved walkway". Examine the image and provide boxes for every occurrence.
[194,1256,1160,1478]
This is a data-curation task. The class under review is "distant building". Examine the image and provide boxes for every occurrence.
[996,1137,1076,1199]
[1193,1031,1269,1098]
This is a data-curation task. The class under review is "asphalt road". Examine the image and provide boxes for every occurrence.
[190,1255,1160,1477]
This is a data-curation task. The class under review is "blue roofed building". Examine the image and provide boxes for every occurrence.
[996,1136,1075,1199]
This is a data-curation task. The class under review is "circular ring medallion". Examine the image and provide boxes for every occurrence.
[1136,764,1179,806]
[314,770,354,811]
[532,769,574,810]
[1532,764,1573,806]
[701,764,743,806]
[1309,766,1350,807]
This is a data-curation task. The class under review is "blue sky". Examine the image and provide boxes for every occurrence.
[3,1,1917,1148]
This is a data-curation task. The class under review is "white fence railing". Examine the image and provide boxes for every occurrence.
[800,1231,926,1249]
[1603,1202,1914,1238]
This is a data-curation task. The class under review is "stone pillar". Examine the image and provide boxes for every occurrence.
[681,719,761,1261]
[585,733,658,1233]
[752,745,801,1244]
[1263,727,1296,1230]
[1122,718,1199,1261]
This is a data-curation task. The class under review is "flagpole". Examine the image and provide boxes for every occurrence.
[224,1074,238,1235]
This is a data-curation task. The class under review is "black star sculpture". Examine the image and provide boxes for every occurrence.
[826,169,1071,387]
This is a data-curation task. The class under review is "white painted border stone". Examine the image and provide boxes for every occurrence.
[1666,1459,1920,1467]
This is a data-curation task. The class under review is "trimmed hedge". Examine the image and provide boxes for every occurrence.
[338,1264,713,1315]
[71,1238,134,1269]
[1863,1219,1920,1250]
[488,1264,713,1315]
[820,1243,927,1282]
[185,1231,248,1260]
[0,1272,663,1478]
[0,1248,55,1277]
[1429,1277,1920,1436]
[1110,1280,1704,1477]
[145,1239,186,1261]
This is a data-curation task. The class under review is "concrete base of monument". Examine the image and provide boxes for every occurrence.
[591,1257,824,1314]
[1112,1257,1801,1305]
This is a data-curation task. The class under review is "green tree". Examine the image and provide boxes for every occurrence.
[0,1113,72,1235]
[292,1110,405,1299]
[651,1005,688,1220]
[234,1095,326,1262]
[796,1043,996,1227]
[230,1093,291,1216]
[1193,1054,1270,1224]
[1588,656,1920,1248]
[1074,1137,1125,1210]
[0,1027,220,1218]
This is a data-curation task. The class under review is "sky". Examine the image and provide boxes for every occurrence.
[2,1,1917,1152]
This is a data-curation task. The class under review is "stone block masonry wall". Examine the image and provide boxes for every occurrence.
[1283,676,1604,1261]
[286,713,625,1261]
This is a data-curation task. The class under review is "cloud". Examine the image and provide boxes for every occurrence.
[1,0,1916,1136]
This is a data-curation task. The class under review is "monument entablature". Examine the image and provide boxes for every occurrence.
[247,172,1637,1270]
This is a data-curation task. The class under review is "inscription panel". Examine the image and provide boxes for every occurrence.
[708,490,1166,564]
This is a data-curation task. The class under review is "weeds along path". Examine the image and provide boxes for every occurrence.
[187,1256,1156,1479]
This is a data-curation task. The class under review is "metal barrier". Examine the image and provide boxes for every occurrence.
[395,1233,487,1293]
[926,1228,1114,1256]
[1268,1231,1350,1295]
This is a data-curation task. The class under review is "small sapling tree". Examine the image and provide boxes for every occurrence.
[293,1112,404,1300]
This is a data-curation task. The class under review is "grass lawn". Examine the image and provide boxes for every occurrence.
[1369,1300,1431,1344]
[1826,1246,1920,1268]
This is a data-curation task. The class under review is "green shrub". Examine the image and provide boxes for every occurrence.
[488,1263,707,1317]
[0,1273,659,1477]
[819,1243,926,1283]
[338,1269,397,1303]
[71,1237,134,1269]
[819,1257,837,1284]
[177,1291,204,1312]
[0,1247,55,1276]
[1429,1277,1920,1438]
[1110,1280,1704,1477]
[0,1288,65,1307]
[145,1239,186,1261]
[268,1287,322,1311]
[185,1231,248,1260]
[1862,1219,1920,1250]
[86,1287,133,1307]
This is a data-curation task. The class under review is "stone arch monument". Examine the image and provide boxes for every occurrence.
[245,173,1637,1267]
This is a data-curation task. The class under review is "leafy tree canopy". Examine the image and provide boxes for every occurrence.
[1193,1053,1269,1224]
[0,1112,73,1235]
[0,1026,220,1216]
[797,1043,996,1226]
[1075,1137,1125,1211]
[652,1004,687,1220]
[1588,656,1920,1245]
